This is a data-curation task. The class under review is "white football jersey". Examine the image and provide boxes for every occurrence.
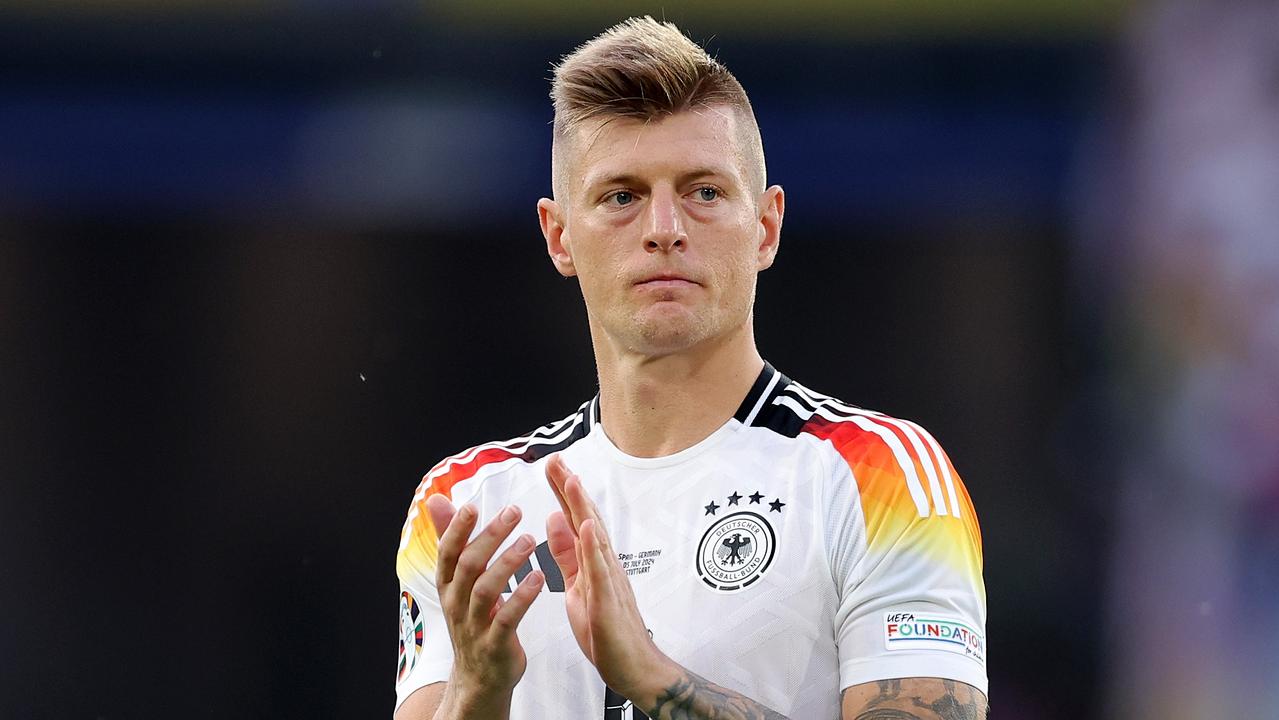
[395,364,986,718]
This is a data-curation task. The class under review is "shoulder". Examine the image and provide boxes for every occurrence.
[415,396,597,503]
[754,376,970,523]
[765,381,985,626]
[396,397,596,580]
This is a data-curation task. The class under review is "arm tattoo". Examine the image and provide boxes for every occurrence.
[645,669,789,720]
[852,679,988,720]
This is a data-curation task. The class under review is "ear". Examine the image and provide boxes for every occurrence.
[755,185,784,271]
[538,197,576,278]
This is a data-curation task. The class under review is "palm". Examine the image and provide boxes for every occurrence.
[495,615,528,675]
[558,531,597,661]
[545,455,663,695]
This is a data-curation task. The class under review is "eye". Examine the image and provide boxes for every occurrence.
[610,191,634,206]
[696,187,719,202]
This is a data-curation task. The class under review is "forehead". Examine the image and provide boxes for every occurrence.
[568,107,747,193]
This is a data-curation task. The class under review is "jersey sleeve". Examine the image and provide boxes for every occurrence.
[819,415,987,694]
[393,462,466,712]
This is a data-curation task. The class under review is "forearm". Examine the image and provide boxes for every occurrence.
[631,660,789,720]
[842,679,988,720]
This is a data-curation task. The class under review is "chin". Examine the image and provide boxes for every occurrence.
[628,315,712,355]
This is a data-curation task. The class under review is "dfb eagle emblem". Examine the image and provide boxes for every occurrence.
[718,533,752,565]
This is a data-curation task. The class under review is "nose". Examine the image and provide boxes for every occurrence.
[641,188,687,253]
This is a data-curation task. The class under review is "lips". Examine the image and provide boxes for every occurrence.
[634,273,699,287]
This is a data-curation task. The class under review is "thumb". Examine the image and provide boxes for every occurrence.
[546,510,580,586]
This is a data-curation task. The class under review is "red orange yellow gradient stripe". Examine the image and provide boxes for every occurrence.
[802,415,984,592]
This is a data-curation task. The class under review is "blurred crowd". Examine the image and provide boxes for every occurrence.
[1075,1,1279,717]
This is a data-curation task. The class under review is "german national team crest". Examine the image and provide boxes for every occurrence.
[695,490,785,592]
[397,591,424,683]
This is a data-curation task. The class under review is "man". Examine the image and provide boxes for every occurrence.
[395,16,987,720]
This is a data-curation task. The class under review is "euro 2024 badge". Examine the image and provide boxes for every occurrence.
[397,591,424,684]
[696,490,785,592]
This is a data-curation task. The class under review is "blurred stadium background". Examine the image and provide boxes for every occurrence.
[2,1,1276,717]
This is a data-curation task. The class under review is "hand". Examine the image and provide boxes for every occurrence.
[543,454,672,700]
[426,495,545,707]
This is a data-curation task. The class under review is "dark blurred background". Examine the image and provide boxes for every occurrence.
[4,1,1277,718]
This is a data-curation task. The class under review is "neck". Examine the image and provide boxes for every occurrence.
[591,323,765,458]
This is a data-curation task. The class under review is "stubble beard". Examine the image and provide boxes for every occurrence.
[622,303,710,356]
[619,290,753,358]
[592,268,758,359]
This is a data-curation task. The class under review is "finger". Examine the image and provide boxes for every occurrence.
[436,502,478,586]
[469,533,538,625]
[491,570,544,635]
[574,520,591,598]
[595,519,636,615]
[488,594,505,622]
[546,510,580,589]
[565,474,613,556]
[579,518,617,601]
[425,494,456,540]
[545,454,579,536]
[450,505,523,593]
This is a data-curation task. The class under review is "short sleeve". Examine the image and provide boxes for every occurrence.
[393,470,460,711]
[821,415,987,694]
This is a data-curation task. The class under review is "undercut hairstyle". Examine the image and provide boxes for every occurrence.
[549,16,767,201]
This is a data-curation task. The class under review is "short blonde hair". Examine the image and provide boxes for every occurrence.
[550,16,766,200]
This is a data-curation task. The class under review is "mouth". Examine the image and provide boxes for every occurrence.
[634,273,700,288]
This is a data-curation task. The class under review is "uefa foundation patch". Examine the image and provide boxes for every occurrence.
[883,611,985,666]
[397,591,424,683]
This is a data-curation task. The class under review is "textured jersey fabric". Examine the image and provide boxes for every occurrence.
[394,364,986,718]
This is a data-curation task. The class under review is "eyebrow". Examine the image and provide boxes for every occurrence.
[583,166,737,194]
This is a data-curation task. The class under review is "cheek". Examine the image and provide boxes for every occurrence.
[727,258,758,302]
[571,244,628,307]
[711,238,760,295]
[571,219,632,271]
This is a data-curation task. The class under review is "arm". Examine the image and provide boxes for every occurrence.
[841,678,987,720]
[395,679,519,720]
[544,455,792,720]
[821,418,988,720]
[394,682,443,720]
[634,663,790,720]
